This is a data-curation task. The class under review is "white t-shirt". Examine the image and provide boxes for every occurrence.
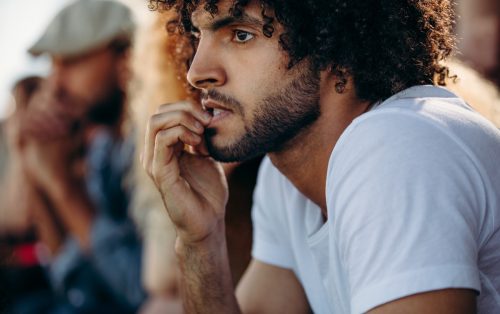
[251,85,500,313]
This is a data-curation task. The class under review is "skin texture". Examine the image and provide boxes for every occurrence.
[143,0,477,312]
[235,260,310,314]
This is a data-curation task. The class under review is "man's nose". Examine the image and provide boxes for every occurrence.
[187,37,226,90]
[48,59,65,88]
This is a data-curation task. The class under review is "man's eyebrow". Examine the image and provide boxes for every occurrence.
[192,13,264,33]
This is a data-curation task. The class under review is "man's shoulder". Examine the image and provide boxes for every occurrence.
[326,86,500,198]
[334,85,499,157]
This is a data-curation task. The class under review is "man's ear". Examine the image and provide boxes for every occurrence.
[331,66,349,94]
[322,66,350,94]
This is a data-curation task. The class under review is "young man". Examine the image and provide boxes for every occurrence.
[17,0,144,312]
[143,0,500,312]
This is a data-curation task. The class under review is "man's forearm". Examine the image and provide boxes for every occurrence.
[175,222,241,314]
[50,183,94,250]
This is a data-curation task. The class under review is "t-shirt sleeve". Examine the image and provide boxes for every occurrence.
[328,112,485,314]
[251,157,295,269]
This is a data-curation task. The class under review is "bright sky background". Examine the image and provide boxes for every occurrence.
[0,0,149,120]
[0,0,72,120]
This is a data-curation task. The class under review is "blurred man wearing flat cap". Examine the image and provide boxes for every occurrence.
[8,0,145,313]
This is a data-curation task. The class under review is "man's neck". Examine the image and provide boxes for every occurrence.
[268,78,372,218]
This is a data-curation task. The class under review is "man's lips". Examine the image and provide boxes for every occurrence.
[201,99,232,123]
[202,99,232,117]
[202,99,230,111]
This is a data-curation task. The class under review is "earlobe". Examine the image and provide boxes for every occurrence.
[332,67,348,94]
[335,80,346,94]
[323,66,348,94]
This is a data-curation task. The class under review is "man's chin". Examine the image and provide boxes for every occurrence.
[205,140,244,163]
[204,134,255,163]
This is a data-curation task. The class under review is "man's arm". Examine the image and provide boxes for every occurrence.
[176,237,310,314]
[236,260,310,314]
[368,289,476,314]
[175,222,240,313]
[48,181,94,250]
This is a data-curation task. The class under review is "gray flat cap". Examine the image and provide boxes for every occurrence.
[29,0,135,57]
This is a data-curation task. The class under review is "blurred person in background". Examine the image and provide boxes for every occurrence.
[0,76,42,238]
[446,59,500,128]
[456,0,500,87]
[0,76,53,314]
[1,0,146,313]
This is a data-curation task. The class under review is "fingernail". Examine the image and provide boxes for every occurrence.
[202,111,212,121]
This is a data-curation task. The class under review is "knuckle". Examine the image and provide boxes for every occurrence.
[181,130,198,142]
[150,113,164,126]
[176,111,193,124]
[183,101,196,111]
[156,127,179,142]
[155,129,167,142]
[156,103,173,113]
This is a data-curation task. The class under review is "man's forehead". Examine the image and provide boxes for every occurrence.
[191,0,263,29]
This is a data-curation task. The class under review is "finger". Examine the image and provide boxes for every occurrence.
[144,124,200,175]
[156,101,212,126]
[151,111,205,135]
[193,136,210,157]
[149,126,202,181]
[143,110,205,174]
[156,101,187,113]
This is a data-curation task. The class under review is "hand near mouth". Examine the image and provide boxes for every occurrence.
[142,100,229,245]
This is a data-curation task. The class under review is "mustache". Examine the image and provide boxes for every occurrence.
[201,89,243,114]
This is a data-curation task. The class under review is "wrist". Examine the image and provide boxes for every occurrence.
[46,181,94,251]
[175,220,227,257]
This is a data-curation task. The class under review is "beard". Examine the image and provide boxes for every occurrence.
[204,67,321,162]
[85,87,125,126]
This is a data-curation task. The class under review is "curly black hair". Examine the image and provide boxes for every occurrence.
[148,0,455,102]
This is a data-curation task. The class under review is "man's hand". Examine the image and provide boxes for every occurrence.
[17,83,94,250]
[21,134,83,192]
[142,101,228,244]
[19,130,94,250]
[20,80,80,142]
[143,101,241,313]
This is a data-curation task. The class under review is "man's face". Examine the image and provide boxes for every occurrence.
[49,47,124,122]
[187,0,321,162]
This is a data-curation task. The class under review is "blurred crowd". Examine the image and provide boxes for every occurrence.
[0,0,498,313]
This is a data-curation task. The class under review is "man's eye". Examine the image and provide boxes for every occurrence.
[233,30,254,43]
